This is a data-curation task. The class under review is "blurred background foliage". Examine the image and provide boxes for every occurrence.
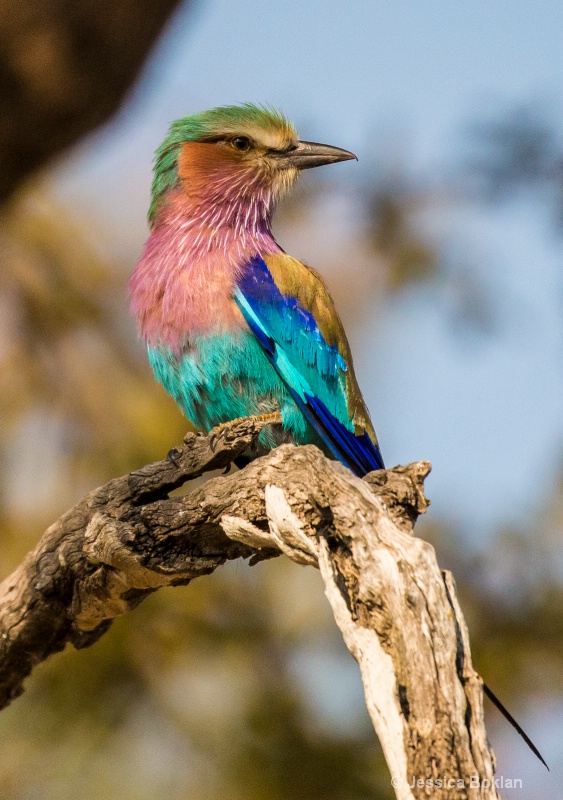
[0,2,562,799]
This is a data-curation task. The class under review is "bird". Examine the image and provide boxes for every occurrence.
[129,103,548,769]
[129,103,384,477]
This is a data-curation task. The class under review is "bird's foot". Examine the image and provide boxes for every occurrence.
[166,446,183,468]
[209,413,282,452]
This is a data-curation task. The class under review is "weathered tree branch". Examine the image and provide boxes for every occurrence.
[0,419,500,799]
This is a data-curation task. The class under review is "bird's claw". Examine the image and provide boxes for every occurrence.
[209,431,221,453]
[209,419,237,452]
[209,413,282,454]
[166,447,182,468]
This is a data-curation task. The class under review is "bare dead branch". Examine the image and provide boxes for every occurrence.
[0,419,500,799]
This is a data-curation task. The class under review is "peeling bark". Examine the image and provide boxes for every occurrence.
[0,419,500,799]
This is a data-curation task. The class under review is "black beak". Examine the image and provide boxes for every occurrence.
[274,140,357,170]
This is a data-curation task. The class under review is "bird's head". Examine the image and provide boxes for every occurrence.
[148,103,356,228]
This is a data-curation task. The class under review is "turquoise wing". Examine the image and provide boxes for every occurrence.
[235,254,384,476]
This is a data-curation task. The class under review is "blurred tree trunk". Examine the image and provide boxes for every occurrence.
[0,0,186,202]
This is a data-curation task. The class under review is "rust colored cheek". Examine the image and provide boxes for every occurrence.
[178,142,241,193]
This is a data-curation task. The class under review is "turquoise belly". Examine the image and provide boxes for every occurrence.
[148,331,313,448]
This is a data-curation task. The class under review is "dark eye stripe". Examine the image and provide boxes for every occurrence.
[197,134,227,143]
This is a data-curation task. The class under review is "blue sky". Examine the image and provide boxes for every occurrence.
[54,0,563,542]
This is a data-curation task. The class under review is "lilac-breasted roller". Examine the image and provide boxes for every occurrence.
[128,104,548,767]
[129,103,384,475]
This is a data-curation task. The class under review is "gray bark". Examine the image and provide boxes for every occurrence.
[0,418,500,799]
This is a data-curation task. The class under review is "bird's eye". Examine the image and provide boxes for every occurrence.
[231,136,251,152]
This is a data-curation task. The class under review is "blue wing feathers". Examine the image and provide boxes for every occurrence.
[304,392,384,475]
[236,256,384,477]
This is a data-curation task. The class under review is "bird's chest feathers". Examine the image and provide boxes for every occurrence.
[130,224,258,349]
[129,197,279,351]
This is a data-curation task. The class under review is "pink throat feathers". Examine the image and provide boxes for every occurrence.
[129,184,281,351]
